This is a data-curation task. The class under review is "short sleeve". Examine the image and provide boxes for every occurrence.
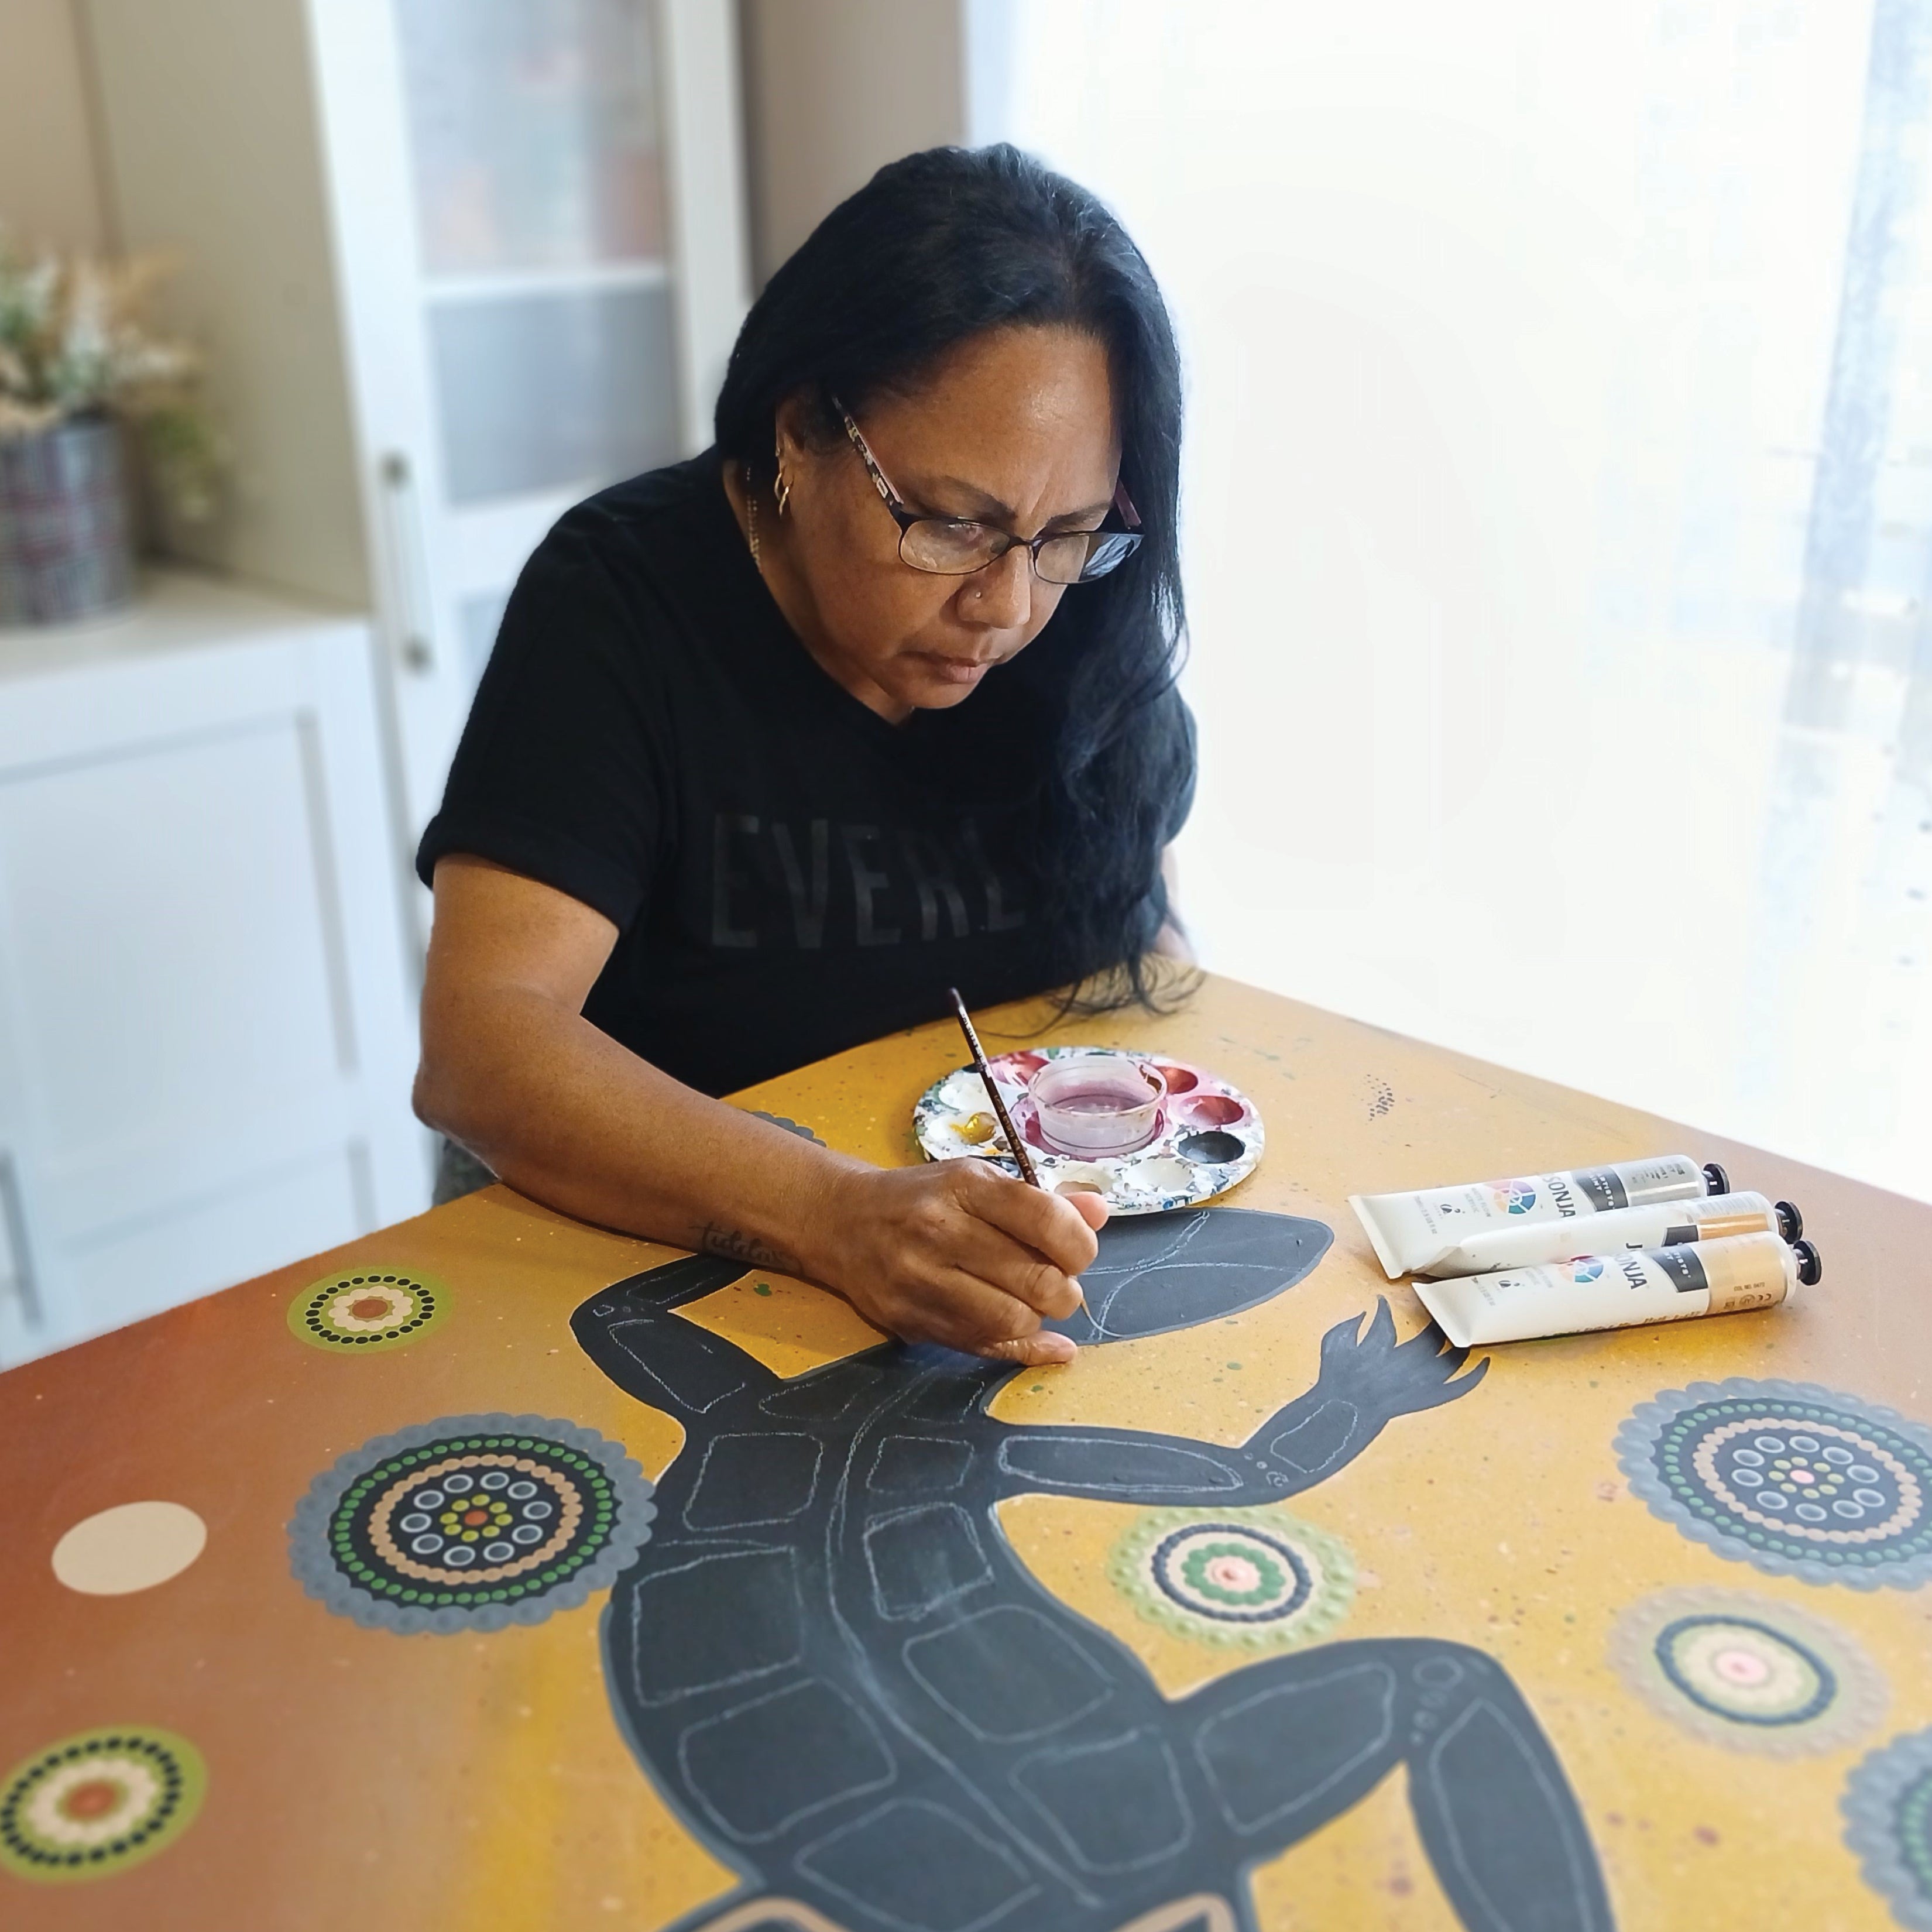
[415,520,670,931]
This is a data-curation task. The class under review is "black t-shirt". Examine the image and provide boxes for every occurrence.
[417,452,1193,1097]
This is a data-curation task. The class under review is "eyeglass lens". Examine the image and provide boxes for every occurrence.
[898,521,1139,584]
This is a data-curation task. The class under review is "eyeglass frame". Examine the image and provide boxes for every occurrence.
[828,392,1143,584]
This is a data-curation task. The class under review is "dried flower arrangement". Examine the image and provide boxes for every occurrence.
[0,235,221,523]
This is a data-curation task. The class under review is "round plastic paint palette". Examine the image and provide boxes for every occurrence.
[913,1046,1264,1215]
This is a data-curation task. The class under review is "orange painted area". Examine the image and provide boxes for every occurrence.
[0,975,1926,1931]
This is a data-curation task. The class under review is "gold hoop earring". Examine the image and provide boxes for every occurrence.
[773,433,792,516]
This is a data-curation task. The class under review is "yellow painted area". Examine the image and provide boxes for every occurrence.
[995,1309,1932,1932]
[680,1267,887,1378]
[445,1619,739,1930]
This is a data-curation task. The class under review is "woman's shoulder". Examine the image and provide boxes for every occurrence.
[479,453,750,711]
[533,451,740,595]
[497,451,759,678]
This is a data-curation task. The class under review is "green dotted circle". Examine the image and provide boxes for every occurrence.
[1109,1505,1355,1652]
[328,1435,615,1611]
[0,1727,205,1885]
[286,1266,451,1355]
[1178,1538,1290,1609]
[1654,1398,1932,1570]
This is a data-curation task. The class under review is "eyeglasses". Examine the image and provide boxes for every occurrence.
[831,393,1143,586]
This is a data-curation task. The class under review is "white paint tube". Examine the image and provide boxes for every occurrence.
[1412,1191,1800,1278]
[1350,1154,1728,1281]
[1412,1231,1821,1349]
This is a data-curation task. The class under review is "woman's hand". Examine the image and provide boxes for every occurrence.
[418,861,1110,1367]
[799,1161,1109,1367]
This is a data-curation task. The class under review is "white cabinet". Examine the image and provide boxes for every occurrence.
[82,0,750,907]
[0,572,428,1367]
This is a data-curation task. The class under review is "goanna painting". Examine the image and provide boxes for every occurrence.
[569,1209,1610,1932]
[210,1188,1932,1932]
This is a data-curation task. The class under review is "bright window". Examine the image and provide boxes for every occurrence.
[990,0,1932,1199]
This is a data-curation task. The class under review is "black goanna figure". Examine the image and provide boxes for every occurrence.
[572,1207,1614,1932]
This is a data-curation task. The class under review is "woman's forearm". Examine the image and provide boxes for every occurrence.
[414,857,1100,1363]
[414,979,1100,1367]
[414,982,866,1275]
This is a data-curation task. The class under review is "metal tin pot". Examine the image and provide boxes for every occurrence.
[0,414,136,625]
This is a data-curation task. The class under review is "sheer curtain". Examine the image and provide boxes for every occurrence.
[987,0,1932,1200]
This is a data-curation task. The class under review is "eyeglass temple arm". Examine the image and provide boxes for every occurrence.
[832,396,904,513]
[1113,481,1141,530]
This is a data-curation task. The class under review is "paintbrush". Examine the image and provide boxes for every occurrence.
[946,987,1040,1189]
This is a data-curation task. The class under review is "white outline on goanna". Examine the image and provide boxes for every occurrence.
[578,1209,1610,1932]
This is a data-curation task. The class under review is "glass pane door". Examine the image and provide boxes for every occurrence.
[392,0,680,609]
[396,0,665,272]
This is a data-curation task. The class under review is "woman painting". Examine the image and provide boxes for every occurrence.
[414,145,1193,1369]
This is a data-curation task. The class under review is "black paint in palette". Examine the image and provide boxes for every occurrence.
[1176,1129,1245,1165]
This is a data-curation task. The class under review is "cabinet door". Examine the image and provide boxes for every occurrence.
[308,0,749,860]
[0,616,427,1365]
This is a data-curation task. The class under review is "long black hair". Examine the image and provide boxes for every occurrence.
[715,144,1192,1012]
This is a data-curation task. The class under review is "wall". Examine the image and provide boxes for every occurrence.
[83,0,372,608]
[0,0,108,251]
[738,0,965,283]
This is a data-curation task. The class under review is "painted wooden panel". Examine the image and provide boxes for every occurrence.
[0,976,1925,1928]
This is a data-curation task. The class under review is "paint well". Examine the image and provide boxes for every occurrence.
[1178,1131,1247,1166]
[914,1048,1266,1215]
[1179,1094,1247,1130]
[1052,1164,1113,1196]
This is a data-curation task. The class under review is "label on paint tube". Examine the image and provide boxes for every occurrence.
[1412,1191,1780,1278]
[1349,1154,1710,1280]
[1411,1231,1797,1349]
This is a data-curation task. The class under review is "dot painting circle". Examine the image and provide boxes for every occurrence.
[0,1727,205,1883]
[287,1413,654,1634]
[1614,1378,1932,1588]
[286,1265,450,1354]
[1109,1507,1354,1650]
[1608,1587,1885,1757]
[1844,1727,1932,1931]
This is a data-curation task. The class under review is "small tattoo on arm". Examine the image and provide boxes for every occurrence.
[695,1221,798,1272]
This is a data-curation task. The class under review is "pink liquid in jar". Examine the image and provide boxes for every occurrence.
[1031,1055,1167,1156]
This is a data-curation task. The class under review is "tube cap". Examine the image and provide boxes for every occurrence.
[1793,1238,1823,1287]
[1703,1161,1730,1195]
[1775,1199,1803,1241]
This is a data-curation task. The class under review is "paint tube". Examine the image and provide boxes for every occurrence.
[1412,1231,1821,1349]
[1350,1154,1728,1281]
[1411,1191,1800,1278]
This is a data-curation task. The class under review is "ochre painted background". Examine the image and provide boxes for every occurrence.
[2,975,1928,1931]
